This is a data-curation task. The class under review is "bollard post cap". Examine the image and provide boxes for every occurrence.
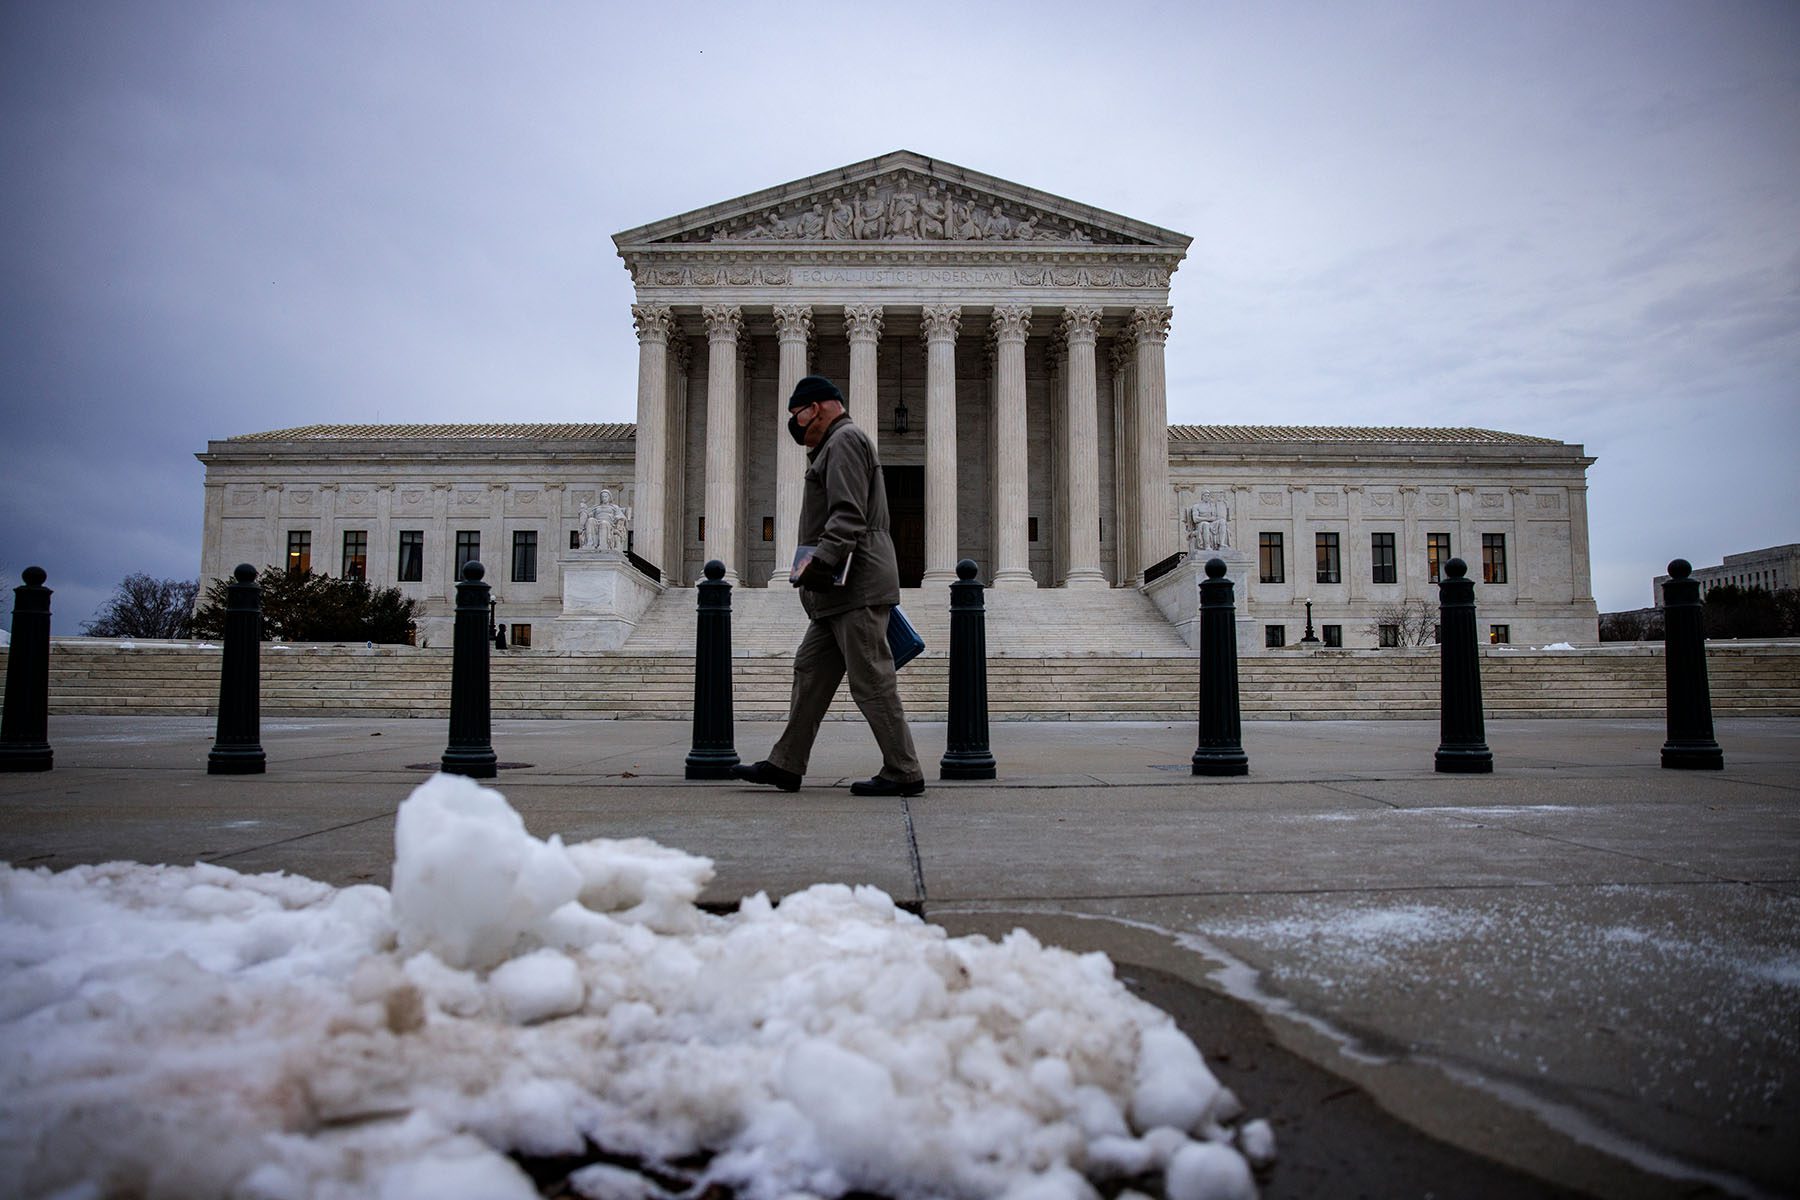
[233,563,257,583]
[22,566,46,587]
[955,559,979,581]
[703,559,725,581]
[1668,558,1691,579]
[1205,557,1227,579]
[1444,557,1468,580]
[461,560,485,582]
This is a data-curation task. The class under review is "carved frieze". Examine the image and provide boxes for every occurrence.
[631,263,1172,290]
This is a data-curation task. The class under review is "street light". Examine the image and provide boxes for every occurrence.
[1301,597,1319,643]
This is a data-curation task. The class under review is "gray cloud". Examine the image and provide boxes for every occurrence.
[3,0,1797,628]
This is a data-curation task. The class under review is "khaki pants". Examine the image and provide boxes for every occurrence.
[769,604,923,784]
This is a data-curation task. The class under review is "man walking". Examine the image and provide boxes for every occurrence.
[732,375,926,796]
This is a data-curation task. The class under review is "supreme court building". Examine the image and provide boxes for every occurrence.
[198,151,1599,650]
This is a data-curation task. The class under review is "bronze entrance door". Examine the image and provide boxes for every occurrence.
[885,465,925,587]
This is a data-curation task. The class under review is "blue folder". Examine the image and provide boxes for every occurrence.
[887,605,925,670]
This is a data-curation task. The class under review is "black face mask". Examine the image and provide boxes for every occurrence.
[787,413,809,445]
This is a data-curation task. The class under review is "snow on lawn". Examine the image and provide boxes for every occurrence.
[0,775,1264,1200]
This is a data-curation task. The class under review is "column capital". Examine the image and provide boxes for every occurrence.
[1129,305,1173,346]
[1060,304,1103,345]
[990,304,1031,345]
[702,305,742,344]
[920,303,962,343]
[631,303,676,344]
[668,332,692,374]
[772,304,814,344]
[1108,336,1134,375]
[844,303,884,343]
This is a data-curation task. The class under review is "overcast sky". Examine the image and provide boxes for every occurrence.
[2,0,1796,628]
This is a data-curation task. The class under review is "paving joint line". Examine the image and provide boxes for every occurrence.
[203,810,397,865]
[930,876,1775,905]
[900,796,928,914]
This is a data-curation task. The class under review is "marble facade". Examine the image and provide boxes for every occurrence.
[195,152,1600,650]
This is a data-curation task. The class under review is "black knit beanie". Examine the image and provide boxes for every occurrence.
[788,374,844,410]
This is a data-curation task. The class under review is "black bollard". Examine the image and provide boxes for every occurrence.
[0,565,54,773]
[1434,557,1493,773]
[1660,558,1724,770]
[208,563,266,774]
[941,559,996,780]
[441,560,498,778]
[685,559,739,779]
[1192,557,1249,776]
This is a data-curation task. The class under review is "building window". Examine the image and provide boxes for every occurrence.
[1371,532,1397,584]
[698,517,705,541]
[1427,532,1451,582]
[762,516,774,542]
[1315,532,1340,584]
[510,623,532,648]
[341,530,367,580]
[1322,624,1342,648]
[569,530,581,550]
[1490,624,1511,644]
[1259,532,1284,583]
[398,531,423,582]
[512,531,538,583]
[1029,516,1039,542]
[1378,623,1400,648]
[1265,624,1286,648]
[455,530,480,573]
[1482,534,1507,584]
[286,530,311,575]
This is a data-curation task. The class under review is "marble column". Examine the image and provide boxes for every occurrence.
[990,305,1034,588]
[630,304,674,575]
[771,305,813,582]
[702,305,742,584]
[1131,306,1175,579]
[844,304,883,451]
[1110,339,1138,585]
[1061,306,1107,588]
[663,334,690,582]
[921,304,961,584]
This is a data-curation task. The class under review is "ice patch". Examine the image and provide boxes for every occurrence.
[0,774,1262,1199]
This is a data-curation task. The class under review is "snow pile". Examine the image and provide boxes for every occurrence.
[0,774,1265,1200]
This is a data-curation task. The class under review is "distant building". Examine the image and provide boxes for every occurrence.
[1653,543,1800,606]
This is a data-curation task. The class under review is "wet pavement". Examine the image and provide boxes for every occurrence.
[3,714,1796,1198]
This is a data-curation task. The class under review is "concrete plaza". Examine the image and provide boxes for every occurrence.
[2,714,1795,1199]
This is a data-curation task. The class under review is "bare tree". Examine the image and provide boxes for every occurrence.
[1365,598,1437,647]
[83,574,200,639]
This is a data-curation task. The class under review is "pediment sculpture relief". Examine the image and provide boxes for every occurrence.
[679,172,1113,245]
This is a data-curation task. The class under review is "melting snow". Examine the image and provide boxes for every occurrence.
[0,774,1264,1199]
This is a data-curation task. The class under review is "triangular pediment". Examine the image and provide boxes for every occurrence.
[613,151,1191,252]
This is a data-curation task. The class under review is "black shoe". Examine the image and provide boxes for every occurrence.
[731,760,801,792]
[850,775,925,797]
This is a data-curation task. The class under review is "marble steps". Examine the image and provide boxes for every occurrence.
[620,586,1195,657]
[14,642,1799,721]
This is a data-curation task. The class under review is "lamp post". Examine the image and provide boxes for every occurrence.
[1301,597,1319,643]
